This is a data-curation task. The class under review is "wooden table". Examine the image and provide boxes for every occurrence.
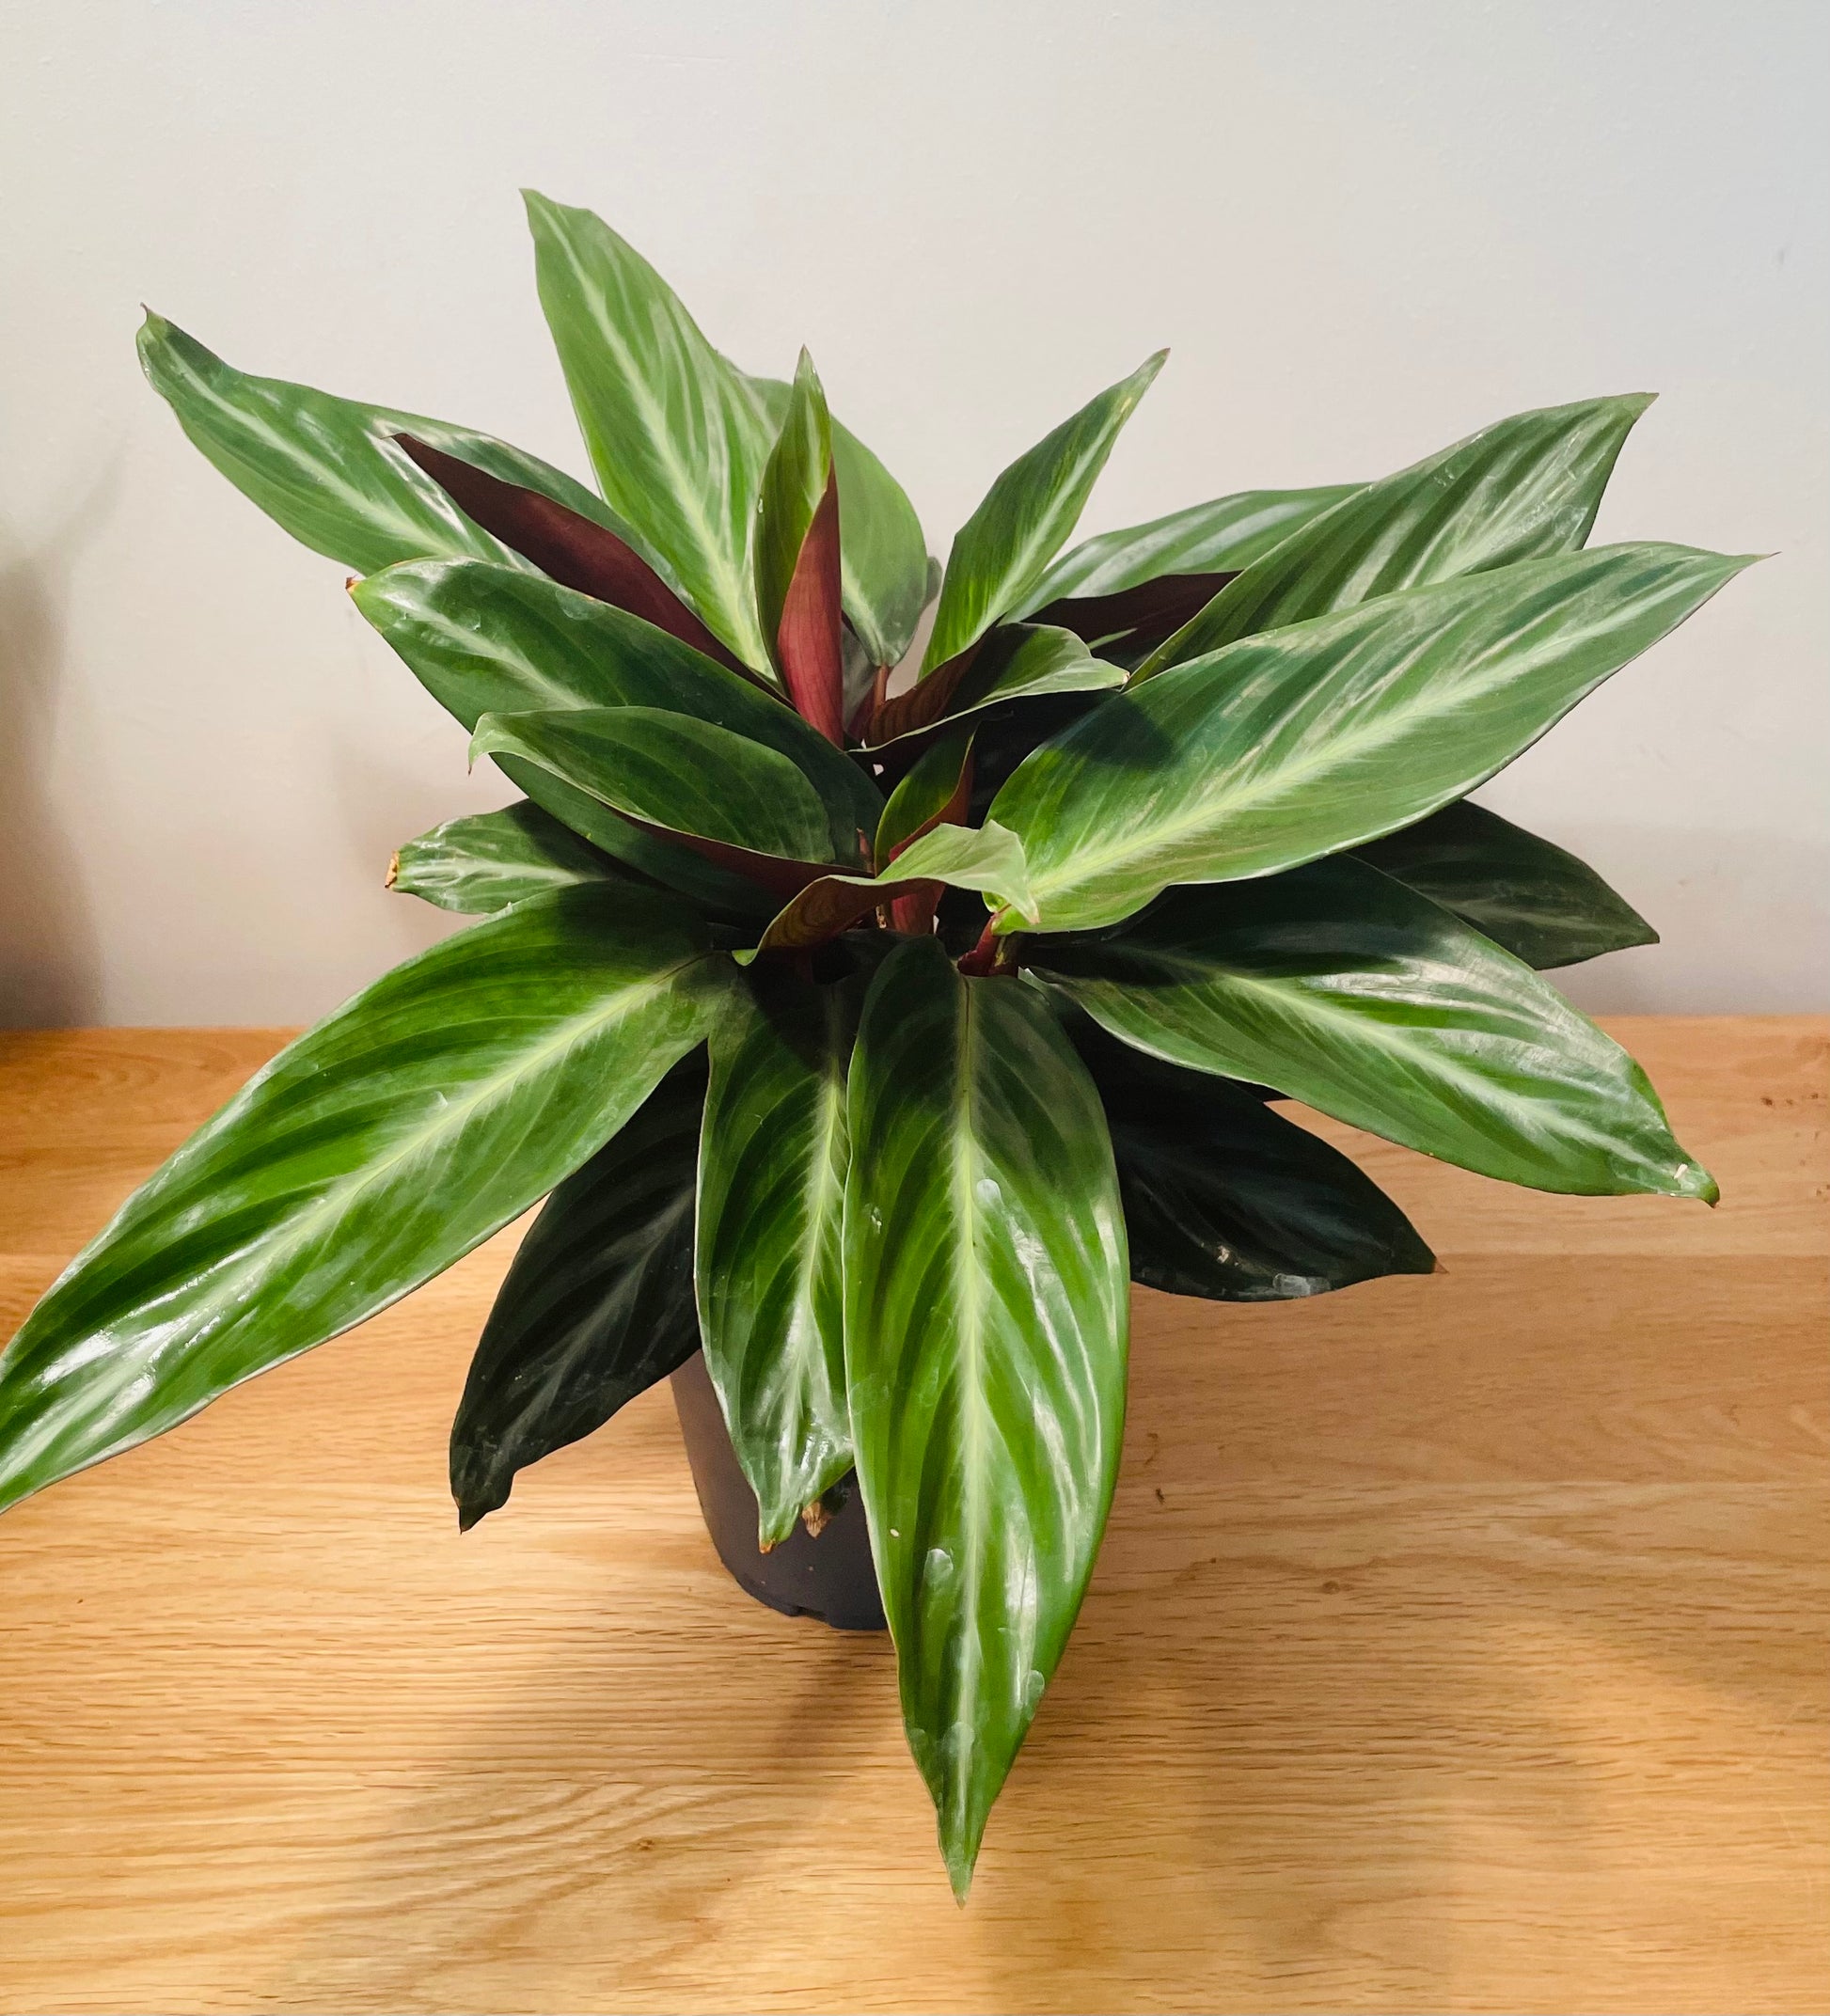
[0,1018,1823,2016]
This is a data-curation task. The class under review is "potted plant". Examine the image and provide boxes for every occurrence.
[0,192,1748,1897]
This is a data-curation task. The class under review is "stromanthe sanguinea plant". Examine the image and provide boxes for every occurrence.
[0,190,1751,1897]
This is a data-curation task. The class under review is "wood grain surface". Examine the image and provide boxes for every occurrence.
[0,1016,1823,2016]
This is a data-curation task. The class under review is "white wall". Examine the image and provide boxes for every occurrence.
[1,0,1823,1025]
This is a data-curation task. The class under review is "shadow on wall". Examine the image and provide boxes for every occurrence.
[0,478,118,1027]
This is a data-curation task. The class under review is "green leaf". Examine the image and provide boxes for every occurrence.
[389,799,632,914]
[756,822,1035,952]
[1028,856,1714,1199]
[923,353,1167,674]
[471,707,842,874]
[876,727,975,861]
[993,543,1753,935]
[1067,1018,1435,1300]
[352,559,881,861]
[1135,393,1655,675]
[450,1054,706,1529]
[748,375,929,672]
[864,622,1124,752]
[696,970,854,1545]
[1020,484,1360,607]
[524,191,774,669]
[754,351,844,739]
[137,312,640,578]
[1354,800,1657,969]
[0,888,731,1518]
[844,937,1129,1897]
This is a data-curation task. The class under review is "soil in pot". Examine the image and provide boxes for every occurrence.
[669,1350,886,1631]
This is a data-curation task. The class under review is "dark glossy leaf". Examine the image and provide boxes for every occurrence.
[391,433,750,671]
[748,374,929,673]
[1354,800,1657,969]
[525,191,775,668]
[756,823,1034,951]
[993,544,1753,935]
[1069,1020,1434,1299]
[755,353,844,741]
[388,800,633,915]
[922,354,1166,674]
[865,623,1123,752]
[352,559,881,864]
[1028,856,1714,1199]
[1136,394,1655,675]
[696,971,854,1544]
[450,1054,707,1529]
[471,707,843,889]
[138,312,632,578]
[844,938,1129,1896]
[0,889,732,1517]
[1019,484,1361,606]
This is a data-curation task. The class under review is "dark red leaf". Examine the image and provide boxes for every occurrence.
[393,433,752,676]
[776,470,845,744]
[864,639,983,747]
[1030,572,1237,652]
[759,874,946,952]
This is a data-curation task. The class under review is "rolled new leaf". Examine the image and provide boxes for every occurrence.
[1353,800,1656,969]
[0,887,731,1518]
[747,372,929,672]
[1020,484,1361,608]
[389,800,634,914]
[1028,857,1714,1199]
[923,353,1166,675]
[754,353,844,741]
[1135,392,1656,675]
[353,559,882,868]
[696,970,856,1544]
[137,312,640,579]
[993,543,1754,936]
[844,937,1129,1896]
[450,1054,707,1529]
[525,191,776,669]
[1068,1021,1435,1299]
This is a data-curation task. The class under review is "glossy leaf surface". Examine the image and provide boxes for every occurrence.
[525,191,774,668]
[756,822,1034,951]
[747,374,929,672]
[138,313,623,577]
[450,1055,706,1529]
[994,544,1751,934]
[1021,484,1360,606]
[352,559,881,858]
[389,800,631,914]
[471,707,841,873]
[844,938,1128,1894]
[923,354,1166,674]
[1071,1021,1435,1300]
[1355,800,1657,970]
[1029,857,1714,1198]
[1137,394,1655,674]
[697,971,854,1543]
[391,432,745,668]
[0,889,730,1516]
[755,353,844,740]
[866,623,1123,752]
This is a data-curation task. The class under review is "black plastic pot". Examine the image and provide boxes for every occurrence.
[670,1350,887,1631]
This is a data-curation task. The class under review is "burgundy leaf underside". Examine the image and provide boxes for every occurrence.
[759,874,946,951]
[888,745,974,935]
[1029,571,1237,650]
[776,471,845,745]
[393,433,755,676]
